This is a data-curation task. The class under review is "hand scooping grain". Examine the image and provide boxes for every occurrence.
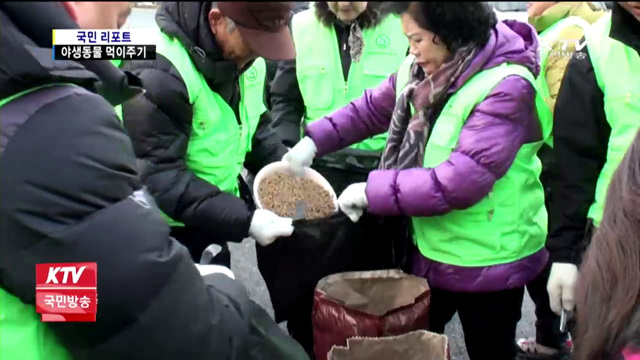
[258,171,336,220]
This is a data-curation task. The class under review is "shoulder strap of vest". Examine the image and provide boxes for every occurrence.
[463,63,552,140]
[541,16,592,41]
[291,8,316,44]
[0,84,83,108]
[1,84,84,155]
[445,63,551,138]
[454,63,537,106]
[395,55,415,98]
[155,30,203,104]
[585,12,612,45]
[585,13,613,91]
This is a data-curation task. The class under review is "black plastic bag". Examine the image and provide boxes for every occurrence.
[257,212,373,323]
[256,211,409,328]
[257,201,413,354]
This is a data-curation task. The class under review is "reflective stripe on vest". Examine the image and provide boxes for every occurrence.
[586,13,640,226]
[292,9,407,152]
[152,30,266,227]
[395,56,552,267]
[0,87,72,360]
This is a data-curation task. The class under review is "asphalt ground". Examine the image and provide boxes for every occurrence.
[230,238,537,360]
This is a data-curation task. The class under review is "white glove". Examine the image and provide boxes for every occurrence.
[282,136,317,176]
[547,262,579,315]
[338,183,368,223]
[195,264,235,279]
[249,209,294,246]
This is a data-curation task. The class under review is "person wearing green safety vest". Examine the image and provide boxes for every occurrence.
[516,2,606,358]
[546,0,640,338]
[270,1,408,195]
[0,4,136,359]
[1,2,309,360]
[284,2,553,359]
[121,2,296,268]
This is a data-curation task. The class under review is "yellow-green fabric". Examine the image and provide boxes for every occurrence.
[395,56,552,267]
[292,9,407,152]
[135,30,266,227]
[585,14,640,226]
[531,2,604,113]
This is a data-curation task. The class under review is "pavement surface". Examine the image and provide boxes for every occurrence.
[231,238,537,360]
[127,7,538,360]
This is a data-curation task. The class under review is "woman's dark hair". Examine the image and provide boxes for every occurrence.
[382,2,497,52]
[574,130,640,360]
[315,2,382,28]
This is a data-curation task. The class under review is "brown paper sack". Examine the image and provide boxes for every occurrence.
[327,330,450,360]
[316,269,428,316]
[312,270,431,359]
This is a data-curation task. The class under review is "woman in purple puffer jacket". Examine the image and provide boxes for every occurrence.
[283,2,552,359]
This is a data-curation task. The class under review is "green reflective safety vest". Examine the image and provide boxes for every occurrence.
[149,30,266,227]
[395,56,552,267]
[292,9,407,152]
[585,14,640,226]
[0,86,72,360]
[537,16,592,148]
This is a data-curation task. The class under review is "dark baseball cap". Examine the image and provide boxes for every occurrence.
[217,2,295,61]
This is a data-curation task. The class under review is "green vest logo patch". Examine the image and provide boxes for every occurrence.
[245,67,258,82]
[376,34,390,49]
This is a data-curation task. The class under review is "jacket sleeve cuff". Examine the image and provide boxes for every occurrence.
[305,119,340,157]
[548,247,581,266]
[365,170,402,216]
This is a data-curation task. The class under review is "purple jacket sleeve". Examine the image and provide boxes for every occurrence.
[365,76,538,216]
[305,73,397,157]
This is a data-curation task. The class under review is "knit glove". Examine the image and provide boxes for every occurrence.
[338,182,368,223]
[547,262,579,315]
[249,209,294,246]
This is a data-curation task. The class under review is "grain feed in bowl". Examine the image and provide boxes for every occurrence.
[258,171,336,220]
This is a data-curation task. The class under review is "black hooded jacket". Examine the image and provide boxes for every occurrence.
[0,2,306,359]
[122,2,287,244]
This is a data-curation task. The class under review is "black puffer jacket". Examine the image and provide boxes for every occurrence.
[0,2,306,359]
[122,2,287,244]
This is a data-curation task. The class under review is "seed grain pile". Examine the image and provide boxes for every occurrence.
[258,171,336,220]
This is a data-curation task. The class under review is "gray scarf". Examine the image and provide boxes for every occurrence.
[347,22,364,62]
[379,45,477,170]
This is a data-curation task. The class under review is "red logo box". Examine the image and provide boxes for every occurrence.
[35,262,97,322]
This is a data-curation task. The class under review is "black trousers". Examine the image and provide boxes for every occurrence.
[429,287,525,360]
[169,226,232,268]
[526,265,568,349]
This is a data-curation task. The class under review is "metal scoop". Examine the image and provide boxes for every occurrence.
[290,200,308,221]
